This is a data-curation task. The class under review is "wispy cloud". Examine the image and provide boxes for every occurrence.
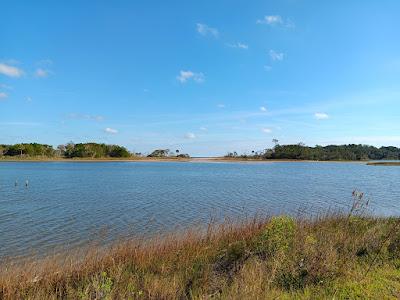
[67,113,104,122]
[177,70,205,83]
[257,15,294,28]
[257,15,283,25]
[184,132,196,139]
[35,68,51,78]
[227,42,249,49]
[260,106,267,112]
[269,50,284,61]
[264,65,272,71]
[36,59,53,66]
[199,126,207,131]
[0,121,42,126]
[314,112,329,120]
[196,23,219,38]
[0,92,8,100]
[262,128,272,133]
[217,104,226,108]
[3,59,20,65]
[331,135,400,145]
[104,127,118,134]
[0,83,12,89]
[0,63,24,78]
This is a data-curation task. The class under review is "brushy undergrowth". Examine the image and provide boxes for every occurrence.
[1,193,400,299]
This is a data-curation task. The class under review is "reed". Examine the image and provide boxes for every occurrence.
[1,197,400,299]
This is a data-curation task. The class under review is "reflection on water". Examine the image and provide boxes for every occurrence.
[0,161,399,257]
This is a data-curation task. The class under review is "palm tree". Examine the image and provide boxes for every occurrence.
[176,149,180,156]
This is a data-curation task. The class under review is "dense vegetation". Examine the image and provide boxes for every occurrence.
[59,143,131,158]
[147,149,190,158]
[0,143,55,157]
[226,143,400,161]
[1,193,400,299]
[2,141,399,161]
[0,143,190,159]
[0,143,131,158]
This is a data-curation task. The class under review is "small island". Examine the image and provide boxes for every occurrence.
[0,142,190,161]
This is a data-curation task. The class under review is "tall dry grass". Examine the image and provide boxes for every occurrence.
[1,193,400,299]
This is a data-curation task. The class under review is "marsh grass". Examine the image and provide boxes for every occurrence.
[1,194,400,299]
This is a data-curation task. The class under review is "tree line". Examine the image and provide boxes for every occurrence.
[0,143,131,158]
[2,141,399,160]
[226,142,400,161]
[0,143,190,159]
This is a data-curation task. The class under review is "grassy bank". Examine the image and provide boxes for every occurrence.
[1,212,400,299]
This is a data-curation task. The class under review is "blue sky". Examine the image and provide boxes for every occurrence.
[1,1,400,156]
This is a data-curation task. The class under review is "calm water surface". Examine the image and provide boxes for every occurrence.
[1,161,399,258]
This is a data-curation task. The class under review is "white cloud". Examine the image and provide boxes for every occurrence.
[0,92,7,100]
[262,128,272,133]
[184,132,196,139]
[260,106,267,112]
[227,42,249,49]
[199,126,207,131]
[177,70,205,83]
[0,63,24,78]
[196,23,219,38]
[269,50,284,61]
[217,104,226,108]
[257,15,283,25]
[257,15,294,28]
[35,68,50,78]
[314,112,329,120]
[104,127,118,134]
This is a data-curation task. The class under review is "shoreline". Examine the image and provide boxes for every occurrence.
[0,157,375,164]
[366,161,400,166]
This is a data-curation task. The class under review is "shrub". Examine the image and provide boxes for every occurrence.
[257,216,296,257]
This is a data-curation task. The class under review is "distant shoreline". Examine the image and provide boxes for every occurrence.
[0,157,190,163]
[0,157,375,164]
[366,161,400,166]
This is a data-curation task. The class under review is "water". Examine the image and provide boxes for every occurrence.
[1,161,399,258]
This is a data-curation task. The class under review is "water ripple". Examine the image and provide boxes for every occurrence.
[1,161,400,257]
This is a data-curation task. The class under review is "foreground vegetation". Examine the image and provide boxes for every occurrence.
[1,194,400,299]
[226,143,400,161]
